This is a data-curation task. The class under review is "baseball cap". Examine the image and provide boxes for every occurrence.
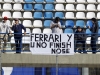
[3,16,8,20]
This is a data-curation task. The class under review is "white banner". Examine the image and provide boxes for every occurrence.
[30,33,74,55]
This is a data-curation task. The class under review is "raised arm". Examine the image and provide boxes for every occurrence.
[50,22,56,29]
[21,24,26,35]
[12,24,16,31]
[57,22,62,29]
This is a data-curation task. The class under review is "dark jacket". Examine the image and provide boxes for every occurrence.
[12,24,26,37]
[75,30,86,41]
[90,22,98,37]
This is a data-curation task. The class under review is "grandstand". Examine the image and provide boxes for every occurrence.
[0,0,100,75]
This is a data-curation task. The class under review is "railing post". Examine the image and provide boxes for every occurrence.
[56,52,58,75]
[82,67,89,75]
[0,47,1,75]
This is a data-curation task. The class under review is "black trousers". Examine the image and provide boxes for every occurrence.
[14,36,22,53]
[75,40,86,53]
[91,36,97,53]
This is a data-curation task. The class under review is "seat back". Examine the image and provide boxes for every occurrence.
[55,4,64,11]
[33,20,42,27]
[45,4,54,10]
[35,0,44,2]
[44,12,53,19]
[65,4,74,10]
[76,12,85,19]
[34,12,42,19]
[13,12,22,18]
[25,0,33,2]
[64,28,73,33]
[86,12,95,19]
[23,12,32,18]
[24,4,33,10]
[2,12,11,18]
[55,12,64,18]
[13,4,22,10]
[76,20,85,28]
[44,20,51,27]
[65,20,74,28]
[34,4,43,10]
[3,4,12,10]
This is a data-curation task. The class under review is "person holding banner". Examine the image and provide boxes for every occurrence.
[50,17,62,33]
[12,18,26,54]
[88,18,98,54]
[75,26,87,53]
[0,17,11,53]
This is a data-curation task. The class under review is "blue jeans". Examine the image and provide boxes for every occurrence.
[14,36,22,53]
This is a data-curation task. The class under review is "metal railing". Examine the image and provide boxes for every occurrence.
[0,33,99,53]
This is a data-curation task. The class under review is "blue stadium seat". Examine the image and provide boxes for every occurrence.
[98,29,100,36]
[34,4,43,10]
[35,68,43,75]
[46,0,54,2]
[44,20,51,27]
[86,29,92,36]
[2,67,46,75]
[60,20,64,25]
[44,12,53,19]
[25,0,34,2]
[98,21,100,28]
[51,67,80,75]
[42,67,46,75]
[64,28,73,33]
[65,20,74,28]
[55,12,64,19]
[35,68,46,75]
[76,20,85,28]
[86,20,93,28]
[11,67,35,75]
[24,4,33,11]
[45,4,54,11]
[35,0,44,2]
[34,12,42,19]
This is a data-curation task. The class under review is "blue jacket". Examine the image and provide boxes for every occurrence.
[75,30,86,41]
[12,24,26,37]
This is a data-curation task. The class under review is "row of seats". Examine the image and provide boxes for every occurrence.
[6,20,100,28]
[2,4,100,11]
[10,28,99,36]
[2,67,80,75]
[2,11,100,19]
[1,0,100,3]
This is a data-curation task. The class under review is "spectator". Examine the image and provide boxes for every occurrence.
[75,26,87,53]
[88,18,98,54]
[0,17,11,53]
[49,17,62,75]
[50,17,62,33]
[12,18,26,54]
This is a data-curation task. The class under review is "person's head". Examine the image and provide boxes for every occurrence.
[77,26,82,32]
[3,16,8,22]
[91,18,96,23]
[54,17,60,23]
[14,18,19,24]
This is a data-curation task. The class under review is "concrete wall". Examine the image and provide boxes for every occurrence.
[1,54,100,67]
